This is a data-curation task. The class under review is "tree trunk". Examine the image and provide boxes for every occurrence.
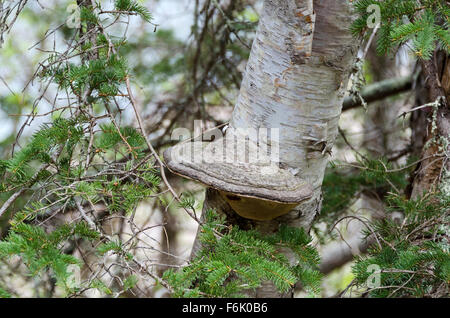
[410,51,450,199]
[190,0,359,297]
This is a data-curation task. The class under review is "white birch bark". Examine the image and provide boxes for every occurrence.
[192,0,360,297]
[227,0,358,229]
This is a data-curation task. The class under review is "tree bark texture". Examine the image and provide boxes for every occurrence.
[191,0,359,297]
[410,52,450,199]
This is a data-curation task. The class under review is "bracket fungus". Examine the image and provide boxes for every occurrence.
[163,128,313,221]
[163,0,358,223]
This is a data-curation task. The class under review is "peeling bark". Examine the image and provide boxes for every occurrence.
[191,0,359,297]
[228,0,358,228]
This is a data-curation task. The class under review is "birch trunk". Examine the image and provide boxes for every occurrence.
[191,0,359,297]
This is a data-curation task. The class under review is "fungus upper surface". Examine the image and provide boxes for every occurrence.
[163,133,313,204]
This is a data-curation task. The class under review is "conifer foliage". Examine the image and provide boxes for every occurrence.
[163,210,322,297]
[347,0,450,298]
[352,0,449,59]
[0,0,162,296]
[352,192,449,297]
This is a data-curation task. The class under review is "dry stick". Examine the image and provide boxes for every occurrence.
[0,74,16,95]
[0,163,51,219]
[338,126,369,161]
[319,235,374,274]
[75,197,98,231]
[211,0,251,50]
[13,28,86,155]
[387,273,416,297]
[336,278,357,298]
[73,196,174,293]
[103,102,137,158]
[0,0,28,47]
[0,188,25,219]
[331,215,383,250]
[337,153,442,174]
[362,23,380,59]
[397,96,445,118]
[8,106,79,117]
[342,75,414,111]
[125,77,200,224]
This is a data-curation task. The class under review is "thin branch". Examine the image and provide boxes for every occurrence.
[343,75,414,111]
[125,77,201,224]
